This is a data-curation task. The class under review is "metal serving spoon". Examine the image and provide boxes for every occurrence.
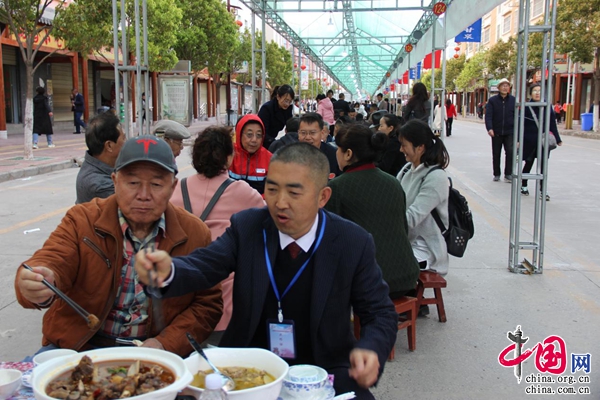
[186,332,236,392]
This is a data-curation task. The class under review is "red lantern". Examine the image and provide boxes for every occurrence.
[454,46,460,52]
[301,65,306,70]
[386,72,391,77]
[323,78,327,82]
[405,43,413,53]
[390,83,395,91]
[453,54,459,59]
[235,20,243,27]
[294,64,298,69]
[432,2,447,16]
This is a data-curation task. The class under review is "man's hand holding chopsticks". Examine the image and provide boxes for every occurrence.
[134,249,173,287]
[17,266,56,305]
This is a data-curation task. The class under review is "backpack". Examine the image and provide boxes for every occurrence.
[401,165,475,257]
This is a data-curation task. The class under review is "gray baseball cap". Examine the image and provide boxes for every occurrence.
[115,135,178,174]
[152,120,191,140]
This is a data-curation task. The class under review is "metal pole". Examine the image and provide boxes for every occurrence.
[251,8,256,113]
[261,0,267,105]
[112,0,120,119]
[120,0,130,137]
[143,0,150,133]
[134,0,143,135]
[430,21,436,127]
[297,49,302,100]
[441,13,447,138]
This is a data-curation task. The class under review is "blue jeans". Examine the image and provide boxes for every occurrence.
[33,133,53,145]
[74,111,86,133]
[21,343,60,362]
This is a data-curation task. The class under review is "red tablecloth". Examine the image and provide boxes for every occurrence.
[0,362,34,400]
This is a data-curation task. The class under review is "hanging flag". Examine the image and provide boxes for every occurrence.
[455,19,482,43]
[422,51,442,69]
[402,71,409,84]
[409,62,422,79]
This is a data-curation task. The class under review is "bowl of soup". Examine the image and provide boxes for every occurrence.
[32,347,192,400]
[184,347,289,400]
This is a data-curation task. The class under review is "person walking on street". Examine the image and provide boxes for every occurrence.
[33,86,54,149]
[485,78,515,182]
[554,101,562,124]
[445,99,457,137]
[71,88,86,134]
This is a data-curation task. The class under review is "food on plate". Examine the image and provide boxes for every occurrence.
[191,367,275,391]
[45,355,175,399]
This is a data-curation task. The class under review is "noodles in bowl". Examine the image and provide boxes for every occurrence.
[192,367,275,391]
[184,348,289,400]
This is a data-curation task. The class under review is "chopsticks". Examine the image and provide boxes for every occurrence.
[144,244,165,332]
[21,263,99,329]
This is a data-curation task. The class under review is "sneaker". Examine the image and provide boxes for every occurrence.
[48,144,56,148]
[504,175,512,182]
[521,187,529,196]
[540,193,550,201]
[32,143,38,149]
[493,176,500,181]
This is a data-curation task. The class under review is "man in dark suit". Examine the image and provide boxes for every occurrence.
[136,143,397,399]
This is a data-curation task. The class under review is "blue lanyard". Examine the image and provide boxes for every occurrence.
[263,210,326,322]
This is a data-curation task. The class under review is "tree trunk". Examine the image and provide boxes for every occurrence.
[23,62,34,160]
[593,47,600,132]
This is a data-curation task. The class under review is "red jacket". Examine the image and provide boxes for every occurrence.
[229,114,272,194]
[445,103,457,119]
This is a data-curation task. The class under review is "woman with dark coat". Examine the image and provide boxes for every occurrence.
[520,84,563,201]
[257,85,295,149]
[33,86,54,149]
[376,113,406,176]
[402,82,431,124]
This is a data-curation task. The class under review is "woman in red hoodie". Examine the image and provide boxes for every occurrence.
[229,114,272,194]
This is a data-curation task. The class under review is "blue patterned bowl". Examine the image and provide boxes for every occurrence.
[281,365,329,399]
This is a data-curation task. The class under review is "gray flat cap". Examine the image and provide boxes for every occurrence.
[152,120,191,140]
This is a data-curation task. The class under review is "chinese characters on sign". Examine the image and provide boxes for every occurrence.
[455,19,482,43]
[498,326,591,395]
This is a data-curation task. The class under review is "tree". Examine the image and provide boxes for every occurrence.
[556,0,600,131]
[445,54,466,92]
[265,41,292,88]
[173,0,238,74]
[57,0,182,72]
[455,50,488,92]
[0,0,67,159]
[486,38,517,79]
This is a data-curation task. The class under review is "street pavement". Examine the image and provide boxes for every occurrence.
[0,119,598,399]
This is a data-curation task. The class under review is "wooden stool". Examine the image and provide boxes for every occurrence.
[416,270,447,322]
[354,296,417,361]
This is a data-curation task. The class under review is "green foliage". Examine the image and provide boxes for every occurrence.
[486,38,517,79]
[297,74,324,99]
[445,54,466,92]
[455,50,488,91]
[173,0,238,74]
[556,0,600,64]
[56,0,182,71]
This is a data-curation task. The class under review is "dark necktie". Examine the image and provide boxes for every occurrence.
[286,242,302,259]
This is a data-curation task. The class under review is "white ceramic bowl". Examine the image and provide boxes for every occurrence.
[33,349,77,367]
[0,369,22,400]
[32,347,192,400]
[184,347,289,400]
[281,365,329,399]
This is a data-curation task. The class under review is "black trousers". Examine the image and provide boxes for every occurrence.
[522,153,549,189]
[491,134,514,177]
[446,118,454,136]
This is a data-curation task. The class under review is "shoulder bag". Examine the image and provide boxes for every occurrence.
[529,106,557,150]
[180,177,234,221]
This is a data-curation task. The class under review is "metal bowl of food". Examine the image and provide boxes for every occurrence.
[32,347,192,400]
[185,347,289,400]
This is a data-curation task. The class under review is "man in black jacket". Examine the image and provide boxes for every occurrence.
[485,78,515,182]
[297,113,341,178]
[268,117,299,154]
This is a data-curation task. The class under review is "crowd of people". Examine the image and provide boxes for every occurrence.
[16,77,563,398]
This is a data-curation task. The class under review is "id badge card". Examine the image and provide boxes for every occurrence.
[267,319,296,360]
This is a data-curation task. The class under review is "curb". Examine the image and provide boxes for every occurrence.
[0,158,79,183]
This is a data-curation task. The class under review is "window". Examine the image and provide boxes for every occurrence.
[483,28,490,44]
[532,0,543,17]
[497,24,501,41]
[503,14,511,35]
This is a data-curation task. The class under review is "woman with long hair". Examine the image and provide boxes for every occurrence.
[376,113,406,176]
[402,82,431,124]
[258,85,295,149]
[397,119,450,277]
[170,125,265,345]
[325,124,420,299]
[445,99,457,136]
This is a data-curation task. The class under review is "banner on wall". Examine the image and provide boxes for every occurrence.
[455,19,482,42]
[409,62,422,79]
[301,70,309,90]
